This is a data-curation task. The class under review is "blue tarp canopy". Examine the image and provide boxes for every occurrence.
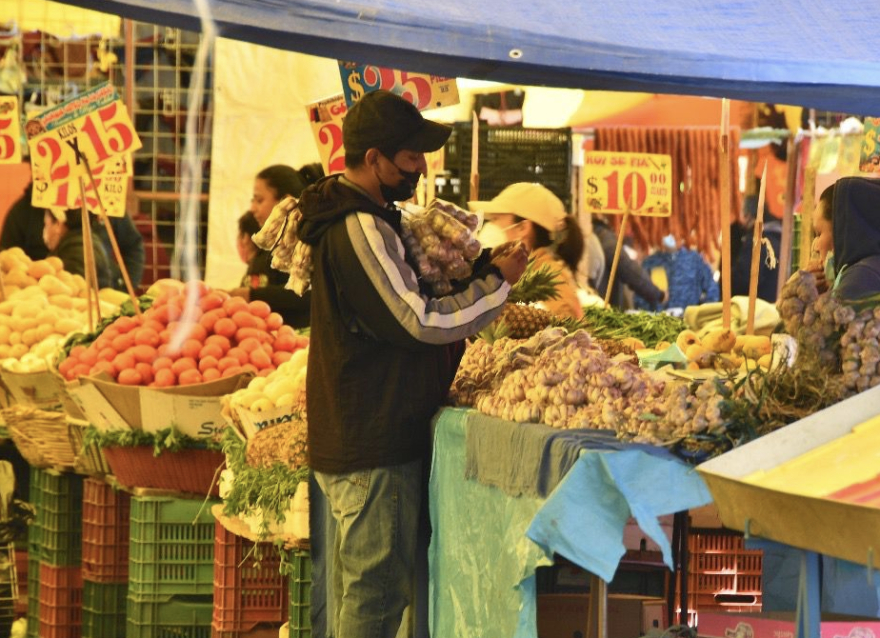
[59,0,880,115]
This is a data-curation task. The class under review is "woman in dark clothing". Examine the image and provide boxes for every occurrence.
[42,208,112,289]
[229,164,323,329]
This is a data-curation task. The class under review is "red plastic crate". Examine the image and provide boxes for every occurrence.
[684,530,763,619]
[212,520,289,633]
[82,478,131,583]
[38,563,83,638]
[102,446,224,496]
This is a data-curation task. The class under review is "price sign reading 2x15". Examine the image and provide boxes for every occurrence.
[582,151,673,217]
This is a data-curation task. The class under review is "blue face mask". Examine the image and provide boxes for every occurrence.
[824,252,835,283]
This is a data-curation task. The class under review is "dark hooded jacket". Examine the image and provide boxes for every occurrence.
[298,175,510,473]
[831,177,880,301]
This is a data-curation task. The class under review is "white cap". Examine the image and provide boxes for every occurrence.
[468,183,566,232]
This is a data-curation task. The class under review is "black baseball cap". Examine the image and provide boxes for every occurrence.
[343,90,452,157]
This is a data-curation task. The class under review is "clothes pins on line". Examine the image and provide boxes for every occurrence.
[747,161,769,335]
[470,111,480,202]
[719,98,733,331]
[78,152,142,317]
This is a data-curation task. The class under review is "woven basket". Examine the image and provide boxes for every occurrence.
[67,419,112,477]
[101,446,224,497]
[3,406,76,470]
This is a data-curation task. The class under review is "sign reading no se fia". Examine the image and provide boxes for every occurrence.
[582,151,673,217]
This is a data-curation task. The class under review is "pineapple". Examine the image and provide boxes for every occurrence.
[481,260,562,340]
[246,417,309,471]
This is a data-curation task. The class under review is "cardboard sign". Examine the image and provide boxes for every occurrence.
[583,151,673,216]
[307,94,348,176]
[31,156,129,216]
[233,403,301,439]
[25,83,139,217]
[0,96,22,164]
[338,62,459,111]
[859,116,880,175]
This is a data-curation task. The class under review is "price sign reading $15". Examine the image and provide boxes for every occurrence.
[0,96,22,164]
[306,94,348,177]
[338,61,459,111]
[582,151,673,217]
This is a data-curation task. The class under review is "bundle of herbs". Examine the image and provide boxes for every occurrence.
[81,424,222,455]
[558,305,686,348]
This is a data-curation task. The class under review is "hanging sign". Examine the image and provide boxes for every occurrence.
[25,83,138,217]
[0,96,22,164]
[859,117,880,175]
[583,151,673,216]
[338,61,459,111]
[306,94,348,177]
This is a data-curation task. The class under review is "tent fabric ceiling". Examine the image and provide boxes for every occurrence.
[58,0,880,115]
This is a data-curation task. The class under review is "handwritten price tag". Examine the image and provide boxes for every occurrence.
[0,96,22,164]
[307,94,348,176]
[582,151,673,217]
[338,62,459,111]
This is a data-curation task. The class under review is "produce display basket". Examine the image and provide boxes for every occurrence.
[35,469,83,567]
[68,418,112,477]
[289,550,312,638]
[4,406,76,470]
[212,520,288,632]
[38,563,83,638]
[101,445,224,497]
[128,496,217,598]
[82,579,128,638]
[126,595,213,638]
[82,477,130,583]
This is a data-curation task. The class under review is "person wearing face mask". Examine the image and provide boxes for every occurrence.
[808,177,880,301]
[635,233,719,311]
[229,164,316,328]
[293,89,527,638]
[471,182,585,319]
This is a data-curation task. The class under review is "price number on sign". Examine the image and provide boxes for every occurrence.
[341,62,459,111]
[32,160,128,217]
[28,99,140,184]
[307,95,348,176]
[0,97,22,164]
[582,151,672,217]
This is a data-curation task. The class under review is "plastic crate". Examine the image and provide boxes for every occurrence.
[82,579,127,638]
[685,529,763,616]
[36,469,83,566]
[212,520,288,632]
[25,555,39,638]
[27,467,42,550]
[288,550,312,638]
[129,496,217,598]
[82,477,130,583]
[38,563,83,638]
[439,123,572,210]
[127,595,214,638]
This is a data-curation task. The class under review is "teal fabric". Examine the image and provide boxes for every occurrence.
[428,408,713,637]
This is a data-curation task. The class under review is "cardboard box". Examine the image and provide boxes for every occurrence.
[0,367,66,411]
[537,593,666,638]
[698,611,880,638]
[233,402,302,439]
[69,372,252,435]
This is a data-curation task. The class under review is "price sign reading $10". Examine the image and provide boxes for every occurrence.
[582,151,673,217]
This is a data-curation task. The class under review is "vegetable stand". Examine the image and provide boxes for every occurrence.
[427,407,712,638]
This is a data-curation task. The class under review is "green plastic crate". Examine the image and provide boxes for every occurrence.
[128,496,217,598]
[288,550,312,638]
[82,580,127,638]
[126,595,213,638]
[25,556,39,638]
[36,469,83,566]
[27,467,42,550]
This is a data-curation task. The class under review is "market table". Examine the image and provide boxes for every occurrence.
[427,407,713,638]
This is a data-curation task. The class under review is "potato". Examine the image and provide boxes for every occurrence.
[702,329,737,354]
[676,330,701,352]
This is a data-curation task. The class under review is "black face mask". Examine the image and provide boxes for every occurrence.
[378,156,422,203]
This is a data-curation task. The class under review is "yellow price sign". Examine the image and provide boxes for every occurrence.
[31,158,129,217]
[582,151,673,216]
[0,96,22,164]
[306,94,348,177]
[339,62,459,111]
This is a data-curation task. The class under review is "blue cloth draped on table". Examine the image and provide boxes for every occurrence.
[429,408,712,638]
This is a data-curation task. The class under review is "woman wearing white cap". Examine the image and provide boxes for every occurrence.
[471,183,585,319]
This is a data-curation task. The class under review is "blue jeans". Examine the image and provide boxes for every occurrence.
[315,459,422,638]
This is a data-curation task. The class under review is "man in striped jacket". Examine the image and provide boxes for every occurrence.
[296,90,527,638]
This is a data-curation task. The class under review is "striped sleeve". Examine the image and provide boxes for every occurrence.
[345,211,510,345]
